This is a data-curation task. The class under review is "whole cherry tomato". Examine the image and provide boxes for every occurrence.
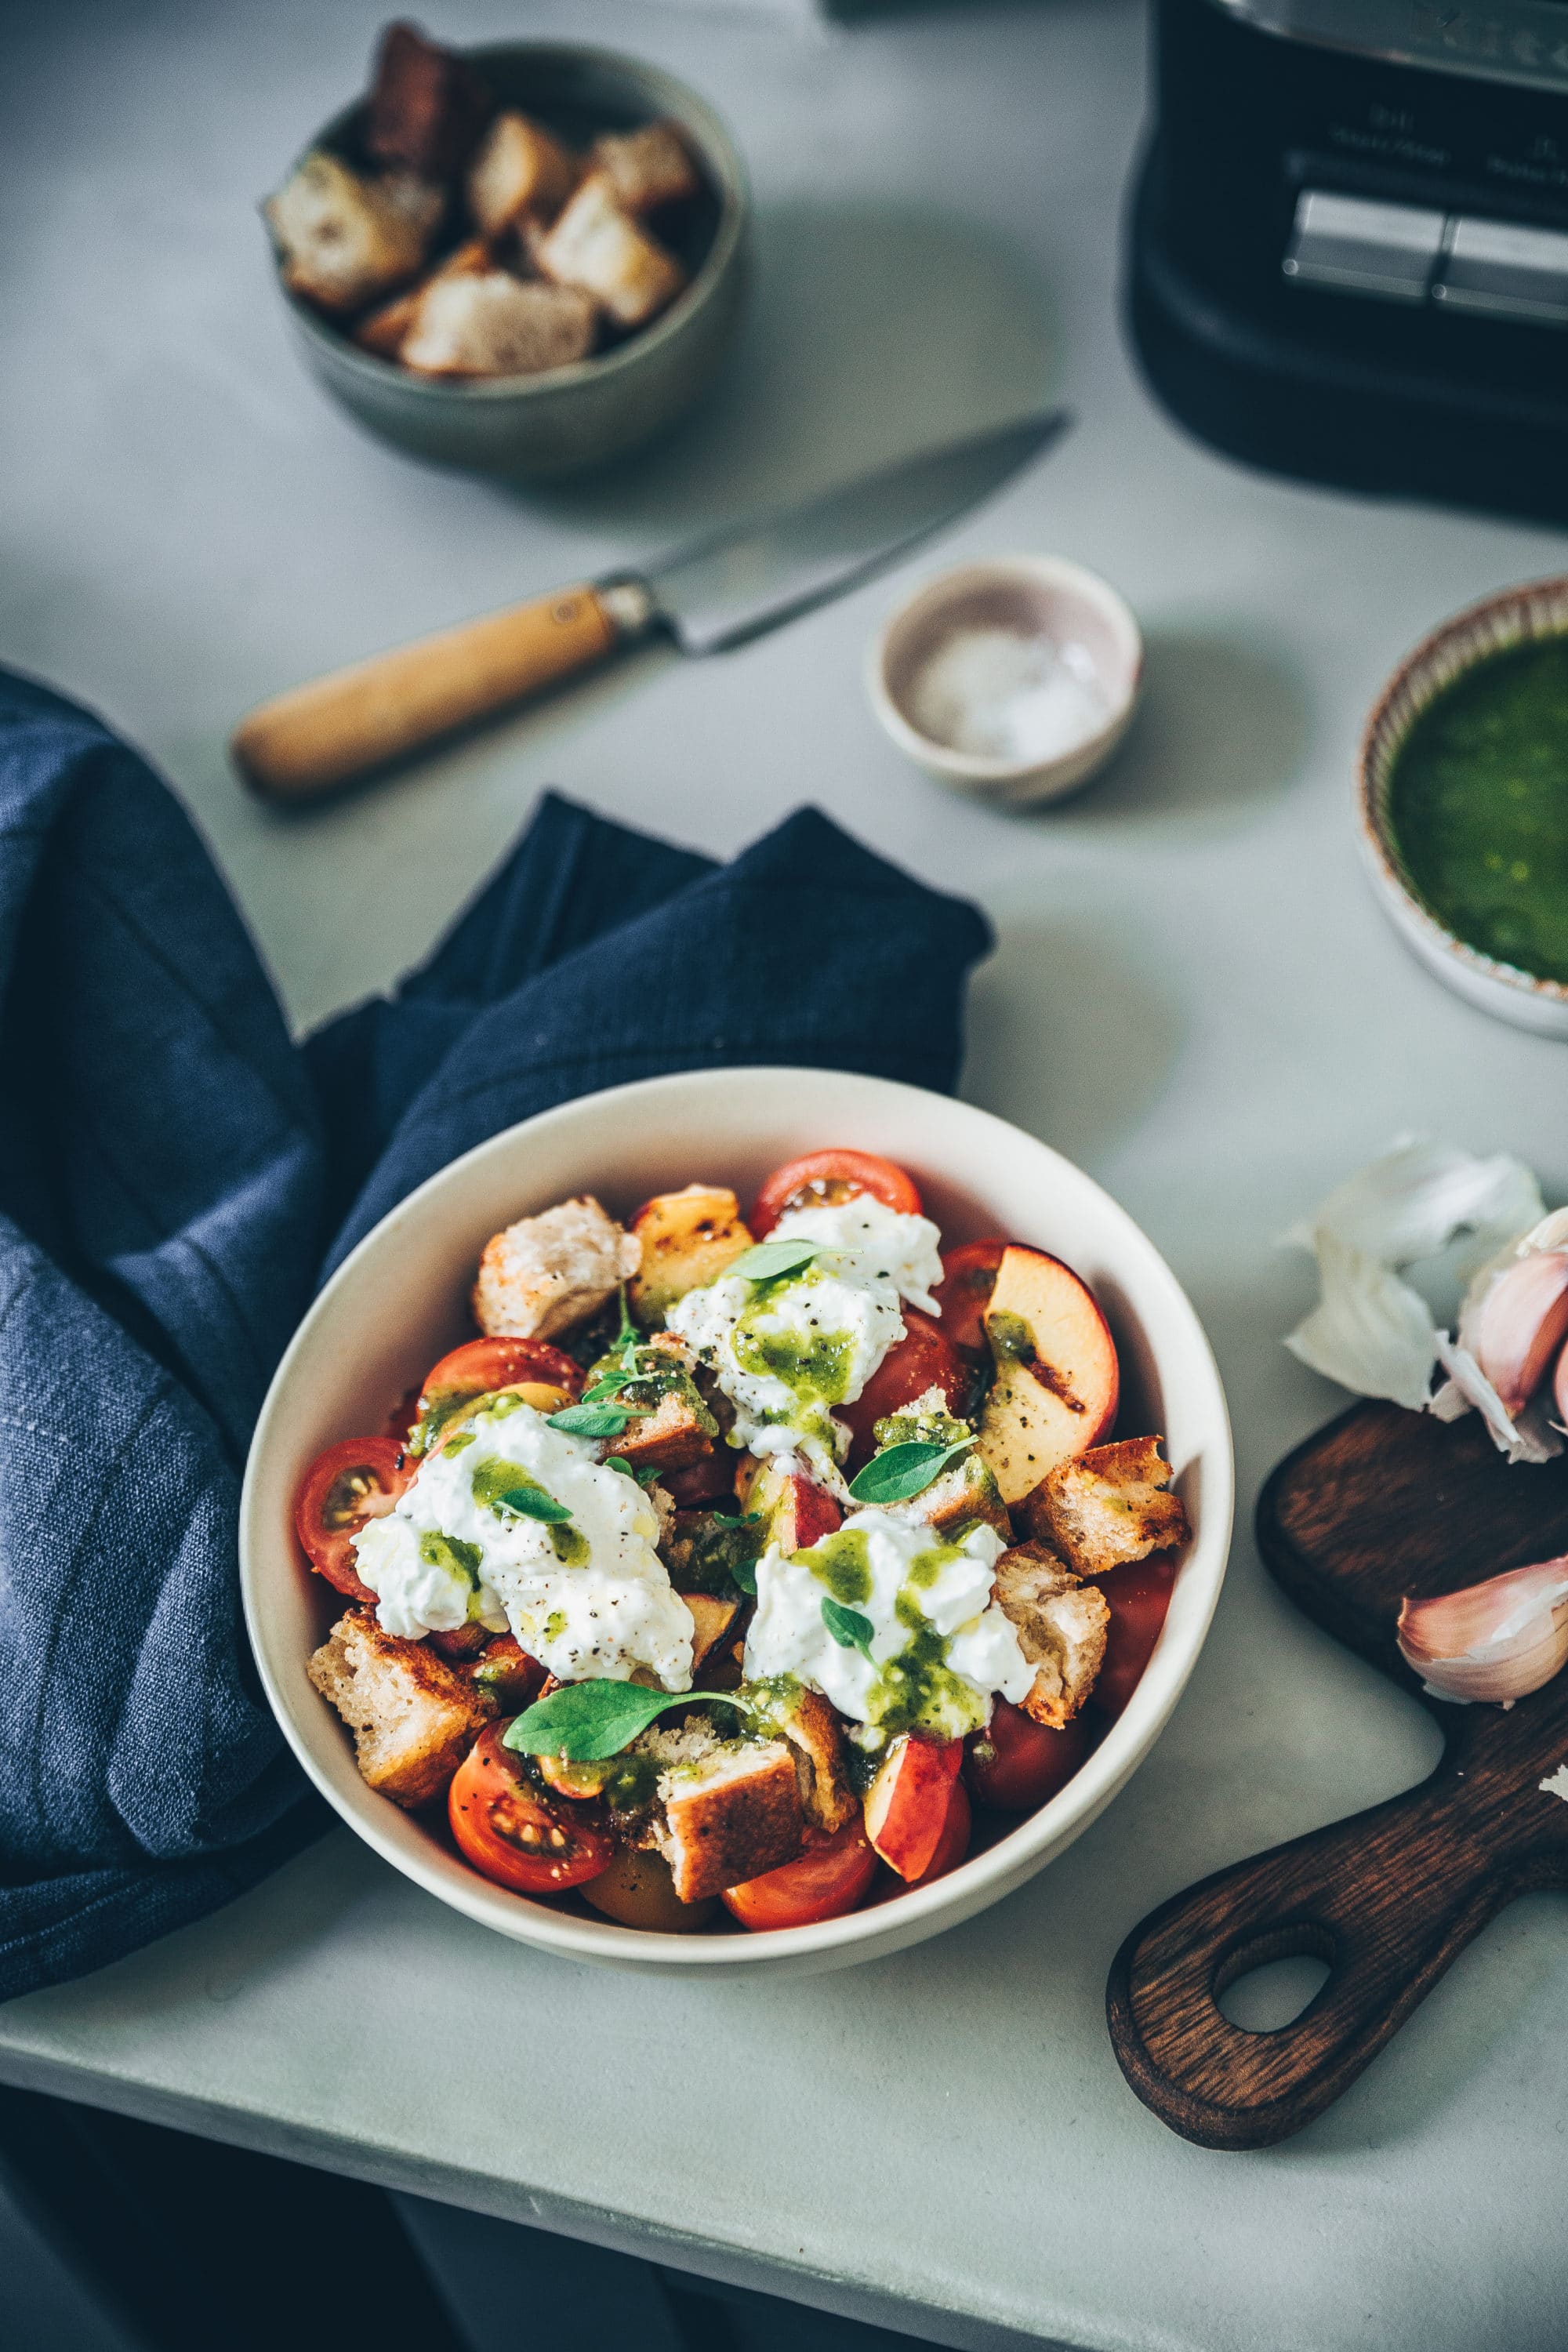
[294,1436,411,1602]
[931,1240,1011,1352]
[448,1724,615,1895]
[964,1700,1094,1812]
[838,1309,971,1469]
[721,1817,879,1931]
[415,1335,585,1448]
[1092,1553,1176,1719]
[750,1149,922,1237]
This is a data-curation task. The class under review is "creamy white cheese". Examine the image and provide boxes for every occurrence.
[769,1196,946,1318]
[669,1257,904,1486]
[742,1509,1034,1741]
[353,1399,695,1690]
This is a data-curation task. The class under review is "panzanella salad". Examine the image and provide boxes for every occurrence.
[296,1149,1192,1933]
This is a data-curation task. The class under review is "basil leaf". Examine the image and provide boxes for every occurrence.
[821,1596,876,1658]
[547,1402,637,1439]
[730,1555,758,1598]
[710,1511,760,1530]
[726,1240,820,1286]
[503,1679,753,1762]
[847,1436,975,1506]
[603,1455,661,1489]
[582,1372,633,1403]
[495,1484,575,1524]
[615,1283,640,1352]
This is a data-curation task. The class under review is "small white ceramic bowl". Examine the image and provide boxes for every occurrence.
[1359,576,1568,1039]
[867,555,1142,807]
[241,1066,1232,1975]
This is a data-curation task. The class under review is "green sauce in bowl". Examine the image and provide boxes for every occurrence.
[1388,636,1568,983]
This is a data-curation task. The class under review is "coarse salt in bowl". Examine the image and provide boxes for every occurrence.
[240,1066,1232,1977]
[869,555,1142,806]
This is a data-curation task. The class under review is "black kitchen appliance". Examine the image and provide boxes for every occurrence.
[1128,0,1568,524]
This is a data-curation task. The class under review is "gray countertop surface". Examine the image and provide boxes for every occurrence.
[2,3,1566,2348]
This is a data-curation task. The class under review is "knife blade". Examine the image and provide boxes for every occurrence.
[230,408,1069,801]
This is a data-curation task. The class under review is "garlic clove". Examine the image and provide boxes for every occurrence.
[1397,1557,1568,1704]
[1468,1250,1568,1416]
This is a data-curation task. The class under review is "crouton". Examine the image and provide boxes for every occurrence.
[600,1332,719,1477]
[655,1738,804,1902]
[535,174,685,328]
[354,236,490,357]
[264,152,441,315]
[401,270,597,379]
[473,1195,640,1341]
[993,1542,1109,1730]
[590,122,699,215]
[891,1451,1012,1543]
[367,21,494,180]
[467,111,581,236]
[308,1609,492,1806]
[756,1682,856,1833]
[1022,1437,1190,1578]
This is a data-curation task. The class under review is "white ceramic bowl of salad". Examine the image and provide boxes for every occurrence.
[241,1065,1232,1974]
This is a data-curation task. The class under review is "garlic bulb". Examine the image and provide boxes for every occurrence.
[1468,1251,1568,1416]
[1397,1559,1568,1704]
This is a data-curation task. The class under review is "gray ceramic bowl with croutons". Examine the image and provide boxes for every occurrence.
[264,37,750,477]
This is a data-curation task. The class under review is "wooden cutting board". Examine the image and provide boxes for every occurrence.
[1105,1398,1568,2151]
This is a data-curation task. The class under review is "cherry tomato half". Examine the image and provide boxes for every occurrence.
[294,1436,411,1602]
[448,1723,615,1895]
[750,1149,922,1238]
[964,1699,1094,1813]
[415,1335,585,1449]
[931,1240,1011,1352]
[1091,1553,1177,1719]
[721,1817,879,1930]
[839,1309,971,1470]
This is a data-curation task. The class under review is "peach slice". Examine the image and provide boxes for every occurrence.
[975,1246,1119,1506]
[738,1459,843,1555]
[627,1184,754,1326]
[863,1734,964,1880]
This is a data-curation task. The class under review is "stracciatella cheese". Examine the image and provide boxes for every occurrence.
[743,1509,1034,1742]
[353,1399,695,1690]
[666,1203,944,1483]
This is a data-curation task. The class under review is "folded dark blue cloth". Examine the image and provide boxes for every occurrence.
[0,669,993,2001]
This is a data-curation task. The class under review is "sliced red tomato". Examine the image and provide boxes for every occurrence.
[838,1309,971,1470]
[750,1149,922,1237]
[1092,1553,1177,1719]
[721,1817,879,1931]
[294,1436,411,1602]
[964,1699,1094,1812]
[448,1724,615,1894]
[415,1334,585,1448]
[931,1240,1011,1352]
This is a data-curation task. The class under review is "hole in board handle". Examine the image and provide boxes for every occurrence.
[1214,1922,1336,2036]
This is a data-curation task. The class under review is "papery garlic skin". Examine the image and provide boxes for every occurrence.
[1397,1557,1568,1704]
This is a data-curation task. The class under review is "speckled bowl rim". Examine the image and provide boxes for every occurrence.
[866,554,1144,791]
[1358,575,1568,1011]
[272,41,750,405]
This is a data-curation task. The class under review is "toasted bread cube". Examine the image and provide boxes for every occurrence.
[590,122,699,215]
[535,174,685,328]
[774,1684,856,1833]
[308,1609,492,1807]
[656,1739,804,1901]
[609,1336,719,1475]
[891,1450,1012,1543]
[467,111,581,235]
[264,153,441,315]
[1024,1437,1190,1578]
[473,1195,640,1340]
[993,1542,1109,1730]
[354,236,489,357]
[368,21,494,180]
[401,270,597,377]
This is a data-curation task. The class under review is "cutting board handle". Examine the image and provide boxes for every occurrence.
[1105,1773,1509,2150]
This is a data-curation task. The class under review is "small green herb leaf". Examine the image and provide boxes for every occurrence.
[582,1371,633,1402]
[710,1511,760,1530]
[503,1679,753,1762]
[847,1436,975,1506]
[496,1485,575,1523]
[821,1596,876,1658]
[727,1240,820,1286]
[603,1455,661,1489]
[730,1556,758,1597]
[547,1401,637,1439]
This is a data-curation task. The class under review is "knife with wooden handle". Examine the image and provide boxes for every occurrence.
[230,411,1069,800]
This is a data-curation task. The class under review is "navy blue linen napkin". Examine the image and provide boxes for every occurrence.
[0,670,993,2002]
